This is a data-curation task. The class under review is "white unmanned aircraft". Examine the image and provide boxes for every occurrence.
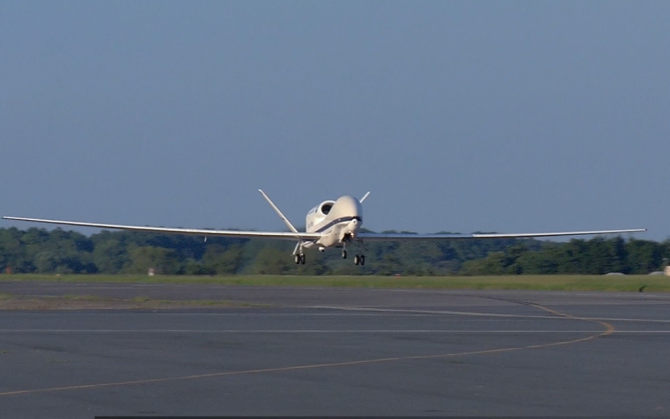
[3,190,646,266]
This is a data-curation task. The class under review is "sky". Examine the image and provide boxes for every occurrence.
[1,1,668,240]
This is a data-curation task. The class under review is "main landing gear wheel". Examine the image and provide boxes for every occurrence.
[294,254,306,264]
[342,250,347,259]
[354,255,366,266]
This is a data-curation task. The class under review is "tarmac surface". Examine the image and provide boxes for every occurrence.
[1,280,670,418]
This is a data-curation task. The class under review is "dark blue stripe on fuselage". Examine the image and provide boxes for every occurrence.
[313,216,361,233]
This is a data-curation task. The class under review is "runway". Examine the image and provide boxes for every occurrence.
[1,281,670,417]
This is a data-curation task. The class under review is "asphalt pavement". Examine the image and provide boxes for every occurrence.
[0,281,669,417]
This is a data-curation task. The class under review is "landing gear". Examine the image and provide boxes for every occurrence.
[353,240,366,266]
[293,242,306,265]
[342,241,366,265]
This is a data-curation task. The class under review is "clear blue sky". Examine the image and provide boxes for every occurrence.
[1,1,668,240]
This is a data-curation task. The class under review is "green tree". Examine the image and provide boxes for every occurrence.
[251,247,292,275]
[626,239,662,274]
[126,246,183,275]
[92,238,128,273]
[202,244,244,275]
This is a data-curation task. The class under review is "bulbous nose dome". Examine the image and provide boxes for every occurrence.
[332,195,363,219]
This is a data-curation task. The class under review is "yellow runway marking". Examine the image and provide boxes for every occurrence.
[0,303,615,397]
[527,302,616,336]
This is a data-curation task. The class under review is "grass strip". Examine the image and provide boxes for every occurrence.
[2,274,670,292]
[0,292,268,310]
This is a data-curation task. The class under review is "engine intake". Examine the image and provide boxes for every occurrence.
[319,201,335,215]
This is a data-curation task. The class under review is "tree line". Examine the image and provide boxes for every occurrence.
[0,227,668,276]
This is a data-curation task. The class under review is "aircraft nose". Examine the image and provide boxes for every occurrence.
[334,195,363,219]
[347,218,360,239]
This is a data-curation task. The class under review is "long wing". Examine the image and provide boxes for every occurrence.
[358,228,646,241]
[1,216,322,241]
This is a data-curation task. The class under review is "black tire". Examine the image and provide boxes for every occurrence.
[342,250,347,259]
[360,255,365,266]
[300,254,306,264]
[354,255,360,265]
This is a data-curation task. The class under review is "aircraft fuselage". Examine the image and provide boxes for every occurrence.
[304,195,363,249]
